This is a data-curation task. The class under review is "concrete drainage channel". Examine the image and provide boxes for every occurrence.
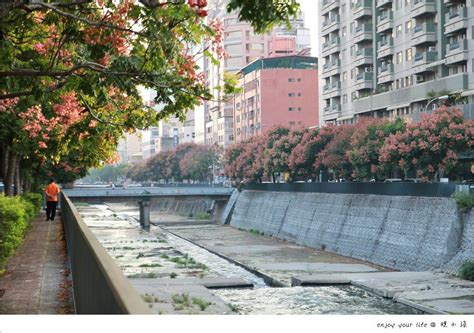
[76,203,423,315]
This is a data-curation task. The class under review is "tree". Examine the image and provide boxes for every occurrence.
[179,145,216,182]
[0,0,300,194]
[314,125,354,180]
[349,117,405,181]
[379,107,474,182]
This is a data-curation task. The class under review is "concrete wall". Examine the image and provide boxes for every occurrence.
[150,198,214,217]
[229,190,471,272]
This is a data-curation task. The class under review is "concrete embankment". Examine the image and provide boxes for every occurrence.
[228,190,473,273]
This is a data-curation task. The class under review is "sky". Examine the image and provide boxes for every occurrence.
[298,0,319,57]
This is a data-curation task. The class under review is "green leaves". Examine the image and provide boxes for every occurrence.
[227,0,300,33]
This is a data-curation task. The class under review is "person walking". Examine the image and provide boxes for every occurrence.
[44,179,60,221]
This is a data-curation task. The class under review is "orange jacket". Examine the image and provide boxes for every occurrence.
[45,183,60,202]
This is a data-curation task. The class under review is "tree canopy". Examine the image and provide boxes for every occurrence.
[0,0,300,194]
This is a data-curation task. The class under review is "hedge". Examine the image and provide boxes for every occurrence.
[0,192,42,272]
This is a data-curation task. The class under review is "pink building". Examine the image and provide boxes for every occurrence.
[268,36,297,57]
[233,56,318,143]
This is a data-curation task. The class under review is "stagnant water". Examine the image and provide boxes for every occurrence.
[78,203,423,315]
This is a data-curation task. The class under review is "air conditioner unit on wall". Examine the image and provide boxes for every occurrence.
[365,67,373,72]
[416,75,424,83]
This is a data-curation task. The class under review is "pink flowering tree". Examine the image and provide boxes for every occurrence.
[262,126,305,182]
[180,145,217,182]
[379,107,474,182]
[314,125,355,180]
[349,117,405,181]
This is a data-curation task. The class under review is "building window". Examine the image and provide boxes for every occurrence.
[288,78,295,82]
[341,49,346,60]
[397,51,403,64]
[343,94,348,104]
[351,68,355,79]
[342,26,347,37]
[405,20,412,34]
[289,93,295,97]
[406,48,412,61]
[298,93,302,97]
[396,24,402,37]
[350,21,355,34]
[342,71,347,81]
[288,107,295,111]
[297,78,302,82]
[341,3,346,13]
[289,121,296,126]
[350,45,355,56]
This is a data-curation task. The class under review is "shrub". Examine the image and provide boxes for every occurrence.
[0,195,30,270]
[459,261,474,281]
[21,192,43,212]
[452,192,474,212]
[194,212,211,220]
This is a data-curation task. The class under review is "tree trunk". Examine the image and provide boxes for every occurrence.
[0,143,9,182]
[14,158,21,196]
[4,151,17,196]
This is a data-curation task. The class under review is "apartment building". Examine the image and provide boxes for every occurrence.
[200,11,311,148]
[320,0,474,125]
[233,56,319,143]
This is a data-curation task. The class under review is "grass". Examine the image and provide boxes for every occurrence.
[172,293,191,307]
[238,228,264,236]
[168,254,208,270]
[460,261,474,281]
[139,263,162,268]
[194,212,211,220]
[192,297,212,311]
[170,272,178,278]
[229,303,240,313]
[129,272,157,279]
[452,192,474,212]
[142,294,154,303]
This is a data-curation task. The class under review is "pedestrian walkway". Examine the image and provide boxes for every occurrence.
[0,212,74,314]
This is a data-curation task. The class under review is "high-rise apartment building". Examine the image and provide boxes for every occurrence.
[320,0,474,125]
[233,56,319,143]
[199,8,311,148]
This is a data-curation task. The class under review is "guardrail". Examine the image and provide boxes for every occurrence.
[61,193,151,314]
[63,187,234,199]
[244,182,458,197]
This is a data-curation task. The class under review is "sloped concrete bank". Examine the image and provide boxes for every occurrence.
[229,190,473,273]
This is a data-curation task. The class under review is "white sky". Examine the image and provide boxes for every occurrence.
[298,0,319,57]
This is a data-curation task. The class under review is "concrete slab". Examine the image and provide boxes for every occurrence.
[131,283,233,314]
[258,262,378,272]
[130,277,253,289]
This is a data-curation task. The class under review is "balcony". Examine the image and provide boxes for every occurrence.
[321,37,341,56]
[322,0,340,15]
[354,48,373,66]
[411,23,437,46]
[446,39,469,65]
[322,14,341,34]
[353,24,373,43]
[323,81,342,98]
[321,58,342,78]
[354,72,374,90]
[376,11,393,33]
[445,7,468,35]
[376,0,392,8]
[377,37,394,58]
[353,0,372,19]
[411,0,436,18]
[412,51,438,73]
[377,64,394,84]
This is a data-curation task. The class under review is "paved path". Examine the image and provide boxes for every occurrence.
[0,212,74,314]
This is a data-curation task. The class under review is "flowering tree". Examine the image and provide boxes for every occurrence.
[0,0,299,194]
[379,107,474,181]
[349,117,405,181]
[314,125,354,180]
[263,127,305,181]
[180,145,217,182]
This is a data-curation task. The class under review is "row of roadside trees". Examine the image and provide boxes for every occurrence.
[224,107,474,184]
[127,143,219,183]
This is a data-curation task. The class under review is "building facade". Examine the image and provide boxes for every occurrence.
[233,56,319,143]
[320,0,474,125]
[200,10,311,148]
